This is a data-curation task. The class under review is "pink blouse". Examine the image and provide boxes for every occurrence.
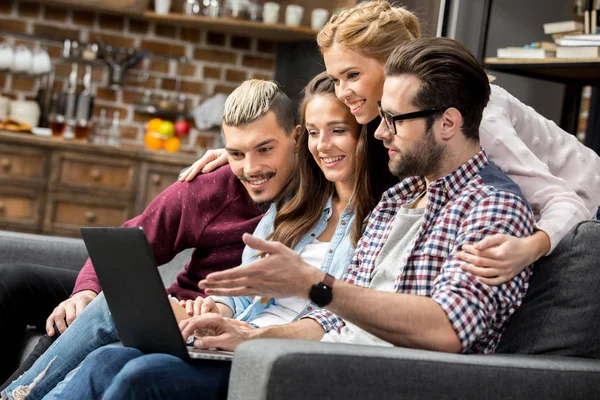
[480,85,600,253]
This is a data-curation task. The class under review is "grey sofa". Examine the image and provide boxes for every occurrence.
[3,221,600,399]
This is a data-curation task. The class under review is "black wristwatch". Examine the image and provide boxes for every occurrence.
[309,273,334,307]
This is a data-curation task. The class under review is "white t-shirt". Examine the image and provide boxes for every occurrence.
[321,202,424,346]
[250,239,330,328]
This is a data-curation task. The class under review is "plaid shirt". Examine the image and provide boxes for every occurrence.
[305,149,535,354]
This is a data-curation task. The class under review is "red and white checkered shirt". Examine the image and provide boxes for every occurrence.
[305,149,535,354]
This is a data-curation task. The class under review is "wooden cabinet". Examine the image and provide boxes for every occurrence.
[44,193,132,236]
[50,152,137,198]
[0,131,198,237]
[0,143,48,185]
[0,187,44,232]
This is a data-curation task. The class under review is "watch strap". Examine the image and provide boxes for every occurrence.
[322,272,335,288]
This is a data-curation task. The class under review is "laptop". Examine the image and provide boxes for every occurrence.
[80,226,234,362]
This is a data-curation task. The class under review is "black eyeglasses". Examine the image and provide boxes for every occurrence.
[377,101,446,135]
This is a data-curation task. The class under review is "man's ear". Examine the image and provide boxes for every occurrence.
[439,107,462,140]
[292,125,302,143]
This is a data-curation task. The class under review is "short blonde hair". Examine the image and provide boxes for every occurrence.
[317,1,421,65]
[222,79,295,134]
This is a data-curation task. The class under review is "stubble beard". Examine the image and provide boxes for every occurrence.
[388,127,446,180]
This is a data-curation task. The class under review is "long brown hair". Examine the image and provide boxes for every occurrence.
[267,72,394,248]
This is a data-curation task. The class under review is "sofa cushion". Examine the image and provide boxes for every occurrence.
[497,220,600,358]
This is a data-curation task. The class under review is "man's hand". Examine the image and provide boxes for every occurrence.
[199,233,323,299]
[179,296,222,317]
[178,149,228,182]
[179,313,254,351]
[45,290,97,336]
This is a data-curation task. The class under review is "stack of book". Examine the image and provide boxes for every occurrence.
[543,14,600,59]
[543,20,585,37]
[555,34,600,58]
[496,42,556,59]
[494,9,600,61]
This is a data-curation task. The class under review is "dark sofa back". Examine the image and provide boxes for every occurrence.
[497,220,600,358]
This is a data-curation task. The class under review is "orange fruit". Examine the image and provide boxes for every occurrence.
[164,137,181,152]
[145,132,164,150]
[147,118,163,133]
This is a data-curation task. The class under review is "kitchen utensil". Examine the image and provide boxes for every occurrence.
[49,92,67,137]
[0,44,14,70]
[0,96,10,120]
[35,72,54,128]
[101,45,148,88]
[75,65,94,140]
[9,100,40,129]
[202,0,220,17]
[31,49,52,75]
[285,4,303,26]
[64,63,78,122]
[184,0,201,14]
[11,45,32,73]
[311,8,329,30]
[262,2,279,24]
[154,0,172,14]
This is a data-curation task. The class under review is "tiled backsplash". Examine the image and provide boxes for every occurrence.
[0,0,277,152]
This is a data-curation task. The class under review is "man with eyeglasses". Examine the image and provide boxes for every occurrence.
[194,37,535,354]
[45,37,537,400]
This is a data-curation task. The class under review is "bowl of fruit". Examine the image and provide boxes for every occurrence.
[144,118,190,152]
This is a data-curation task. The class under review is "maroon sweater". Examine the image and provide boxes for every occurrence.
[73,165,263,300]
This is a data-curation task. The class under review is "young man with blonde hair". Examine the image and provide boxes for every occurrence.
[1,79,302,400]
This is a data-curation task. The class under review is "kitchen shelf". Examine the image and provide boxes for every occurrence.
[484,58,600,85]
[144,11,318,42]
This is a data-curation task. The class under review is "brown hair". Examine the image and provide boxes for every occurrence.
[317,1,421,64]
[267,72,389,249]
[384,37,491,140]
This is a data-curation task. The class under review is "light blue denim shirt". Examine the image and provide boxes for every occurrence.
[211,196,356,323]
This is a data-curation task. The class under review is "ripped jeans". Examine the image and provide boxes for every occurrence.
[1,293,120,400]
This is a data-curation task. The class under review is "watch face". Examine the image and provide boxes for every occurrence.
[309,283,333,307]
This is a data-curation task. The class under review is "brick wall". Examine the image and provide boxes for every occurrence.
[0,0,277,152]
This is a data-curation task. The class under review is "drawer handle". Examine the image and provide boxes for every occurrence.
[1,158,11,172]
[0,201,5,214]
[90,168,102,181]
[84,210,97,223]
[151,174,162,185]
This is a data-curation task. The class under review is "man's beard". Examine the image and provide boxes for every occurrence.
[238,171,277,211]
[388,127,445,180]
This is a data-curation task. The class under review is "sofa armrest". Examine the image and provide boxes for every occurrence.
[228,339,600,400]
[0,230,88,272]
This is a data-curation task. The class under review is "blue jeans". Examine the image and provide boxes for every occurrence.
[1,293,120,400]
[59,346,231,400]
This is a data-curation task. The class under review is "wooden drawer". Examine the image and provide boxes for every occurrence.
[135,162,186,214]
[0,187,44,232]
[50,152,137,198]
[44,194,132,237]
[0,144,48,185]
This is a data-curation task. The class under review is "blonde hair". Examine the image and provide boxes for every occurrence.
[223,79,295,133]
[317,1,421,64]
